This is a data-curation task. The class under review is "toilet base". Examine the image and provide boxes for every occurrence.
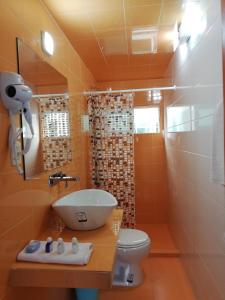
[112,261,144,287]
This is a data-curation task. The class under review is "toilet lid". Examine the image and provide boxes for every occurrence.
[117,229,150,248]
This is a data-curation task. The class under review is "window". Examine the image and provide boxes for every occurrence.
[147,90,162,103]
[43,111,70,138]
[134,107,160,133]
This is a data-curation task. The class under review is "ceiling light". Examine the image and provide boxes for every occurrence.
[132,27,158,54]
[41,31,54,56]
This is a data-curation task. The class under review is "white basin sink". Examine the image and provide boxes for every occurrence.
[52,189,118,230]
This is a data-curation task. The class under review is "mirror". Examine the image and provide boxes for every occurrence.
[16,38,72,179]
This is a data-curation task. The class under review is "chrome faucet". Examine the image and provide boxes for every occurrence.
[48,171,80,187]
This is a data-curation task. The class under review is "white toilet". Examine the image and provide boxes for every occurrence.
[113,228,151,287]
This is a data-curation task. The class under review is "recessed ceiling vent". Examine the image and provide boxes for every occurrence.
[132,27,158,55]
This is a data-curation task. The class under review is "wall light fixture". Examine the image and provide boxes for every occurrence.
[41,31,54,56]
[179,1,207,44]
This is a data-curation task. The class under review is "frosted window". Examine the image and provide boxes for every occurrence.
[134,107,160,133]
[43,111,70,137]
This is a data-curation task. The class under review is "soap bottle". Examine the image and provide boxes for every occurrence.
[57,237,65,254]
[45,237,53,253]
[72,237,79,254]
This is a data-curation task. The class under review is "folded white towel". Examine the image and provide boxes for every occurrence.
[17,241,93,265]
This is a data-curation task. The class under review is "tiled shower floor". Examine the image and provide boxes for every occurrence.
[99,224,196,300]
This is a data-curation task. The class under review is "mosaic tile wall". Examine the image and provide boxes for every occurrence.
[88,93,135,227]
[39,96,72,171]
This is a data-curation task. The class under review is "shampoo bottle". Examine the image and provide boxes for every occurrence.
[57,237,65,254]
[72,237,79,254]
[45,237,53,253]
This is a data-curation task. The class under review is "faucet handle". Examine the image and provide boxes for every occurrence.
[49,173,80,187]
[50,171,64,178]
[48,171,65,187]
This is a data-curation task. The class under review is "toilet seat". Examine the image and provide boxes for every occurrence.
[117,229,150,249]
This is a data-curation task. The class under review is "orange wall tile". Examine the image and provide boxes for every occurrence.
[97,79,170,224]
[0,1,95,299]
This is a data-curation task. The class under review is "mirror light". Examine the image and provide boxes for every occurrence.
[41,31,54,56]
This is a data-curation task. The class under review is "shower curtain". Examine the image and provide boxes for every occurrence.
[88,93,135,228]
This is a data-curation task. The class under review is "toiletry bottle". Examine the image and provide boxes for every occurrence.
[45,237,53,253]
[72,237,79,254]
[25,240,41,253]
[57,237,65,254]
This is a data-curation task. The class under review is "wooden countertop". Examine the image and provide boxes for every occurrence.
[10,209,123,289]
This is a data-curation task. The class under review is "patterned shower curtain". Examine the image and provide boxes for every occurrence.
[88,93,135,228]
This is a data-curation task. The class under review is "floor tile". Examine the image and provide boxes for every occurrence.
[136,223,179,256]
[100,258,196,300]
[100,224,195,300]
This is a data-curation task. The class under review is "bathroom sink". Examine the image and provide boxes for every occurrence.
[52,189,118,230]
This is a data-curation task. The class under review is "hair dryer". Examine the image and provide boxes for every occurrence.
[0,72,34,174]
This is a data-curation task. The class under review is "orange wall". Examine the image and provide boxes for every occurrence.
[97,79,169,224]
[0,1,95,300]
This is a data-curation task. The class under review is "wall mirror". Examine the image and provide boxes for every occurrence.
[16,38,72,179]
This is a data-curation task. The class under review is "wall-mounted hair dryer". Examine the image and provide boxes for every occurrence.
[0,72,34,174]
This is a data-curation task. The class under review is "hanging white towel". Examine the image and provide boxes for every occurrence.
[211,100,224,185]
[17,241,93,265]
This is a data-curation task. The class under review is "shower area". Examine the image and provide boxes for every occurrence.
[87,84,170,234]
[88,93,135,228]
